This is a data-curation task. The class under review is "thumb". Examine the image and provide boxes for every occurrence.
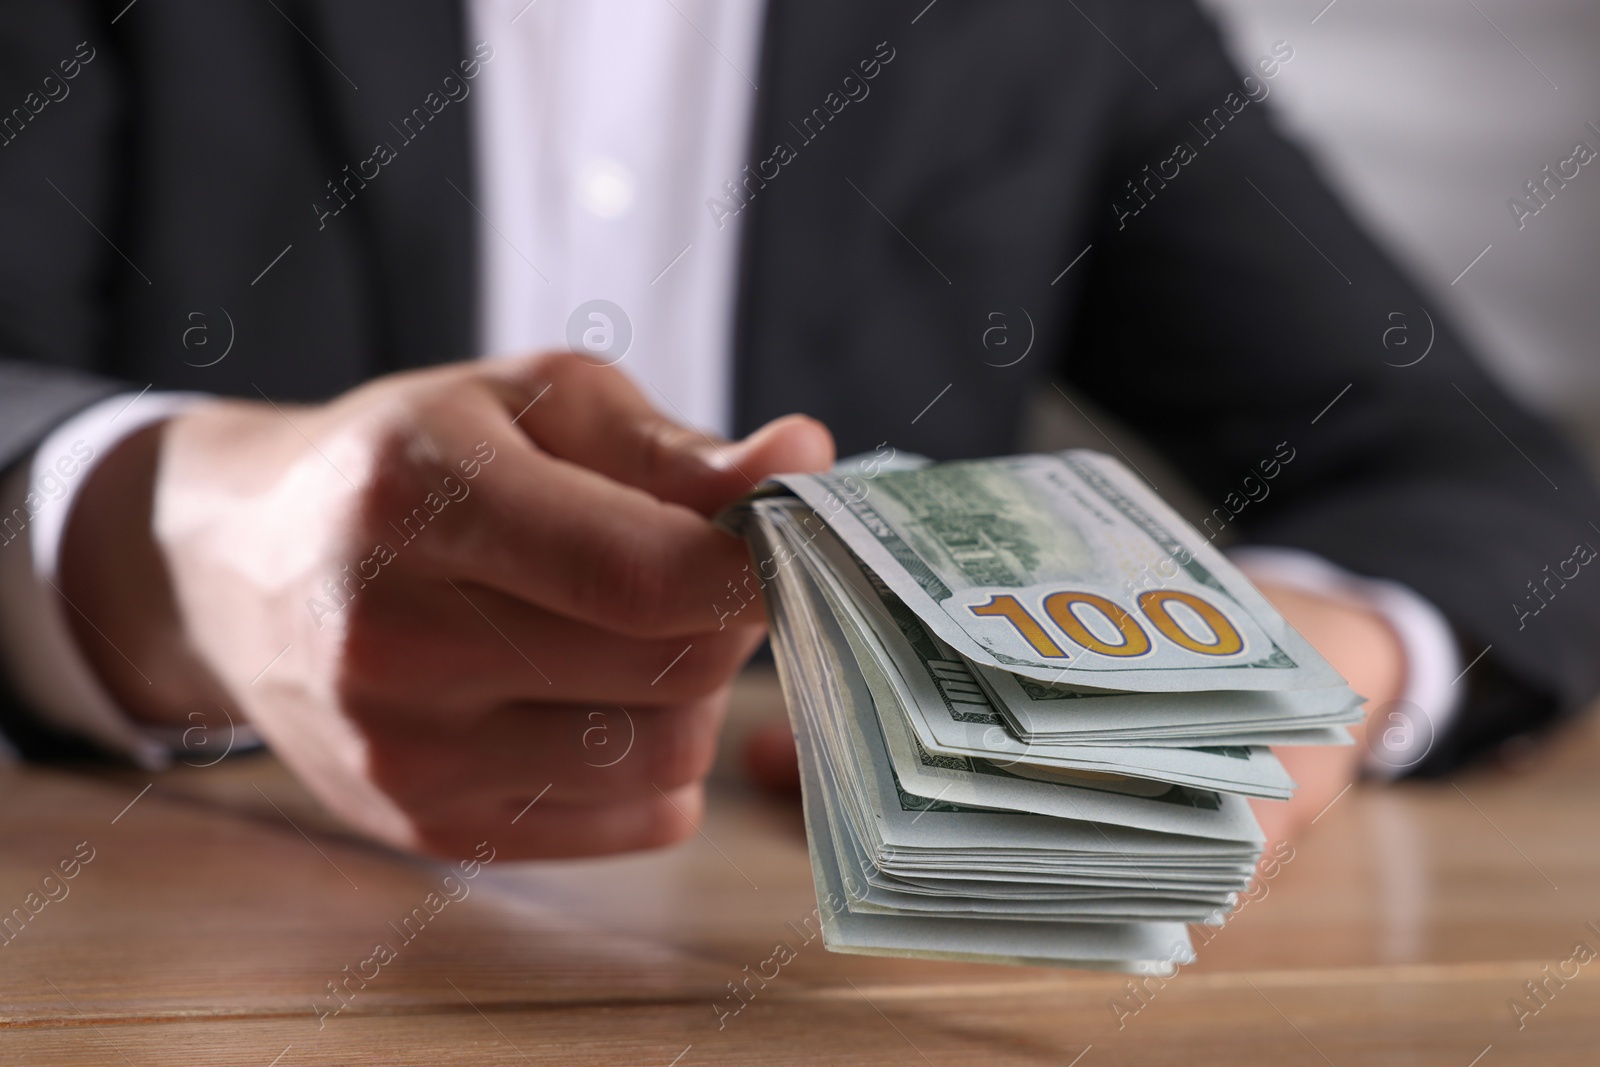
[488,353,834,515]
[690,414,836,516]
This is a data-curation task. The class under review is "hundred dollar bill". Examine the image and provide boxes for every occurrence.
[971,660,1361,744]
[736,449,1353,971]
[789,511,1300,799]
[820,507,1330,787]
[772,451,1345,692]
[796,724,1195,970]
[808,531,1269,839]
[781,584,1217,956]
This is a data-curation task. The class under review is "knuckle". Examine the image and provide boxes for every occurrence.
[342,398,452,540]
[331,601,401,705]
[519,348,578,376]
[511,349,587,401]
[352,444,422,537]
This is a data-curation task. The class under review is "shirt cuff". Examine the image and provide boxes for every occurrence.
[0,390,259,768]
[1228,545,1462,779]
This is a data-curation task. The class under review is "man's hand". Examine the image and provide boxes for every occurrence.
[58,353,833,859]
[1245,581,1405,845]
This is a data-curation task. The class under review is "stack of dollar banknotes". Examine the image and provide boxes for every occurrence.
[725,450,1364,974]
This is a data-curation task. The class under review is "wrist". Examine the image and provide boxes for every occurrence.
[57,417,227,728]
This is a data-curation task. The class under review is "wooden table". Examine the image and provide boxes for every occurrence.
[1,667,1596,1065]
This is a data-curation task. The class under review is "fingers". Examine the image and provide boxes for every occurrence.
[425,465,750,638]
[337,578,767,708]
[481,353,835,515]
[408,784,707,861]
[1248,797,1294,851]
[359,402,758,639]
[1251,741,1364,845]
[272,353,836,863]
[356,690,730,810]
[356,686,729,861]
[743,718,801,792]
[693,413,837,515]
[336,353,830,639]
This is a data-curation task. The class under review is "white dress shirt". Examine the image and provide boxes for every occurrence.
[469,0,765,434]
[0,0,1458,774]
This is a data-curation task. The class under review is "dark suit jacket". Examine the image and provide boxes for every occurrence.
[2,0,1596,772]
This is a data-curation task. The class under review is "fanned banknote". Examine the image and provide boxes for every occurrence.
[773,451,1345,691]
[729,449,1362,972]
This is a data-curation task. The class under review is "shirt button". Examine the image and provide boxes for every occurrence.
[576,158,636,219]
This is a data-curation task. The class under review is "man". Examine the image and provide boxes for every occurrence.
[1,0,1595,858]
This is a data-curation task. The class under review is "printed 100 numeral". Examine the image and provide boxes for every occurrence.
[969,590,1243,659]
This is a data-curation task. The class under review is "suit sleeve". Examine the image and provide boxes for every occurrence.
[1062,0,1600,773]
[0,1,134,757]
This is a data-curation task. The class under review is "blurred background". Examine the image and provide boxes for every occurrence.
[1202,0,1600,460]
[1032,0,1600,473]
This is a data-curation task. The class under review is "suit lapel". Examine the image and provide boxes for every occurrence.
[300,0,478,369]
[734,0,1087,460]
[733,0,906,445]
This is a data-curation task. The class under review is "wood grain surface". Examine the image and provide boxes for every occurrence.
[0,667,1595,1065]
